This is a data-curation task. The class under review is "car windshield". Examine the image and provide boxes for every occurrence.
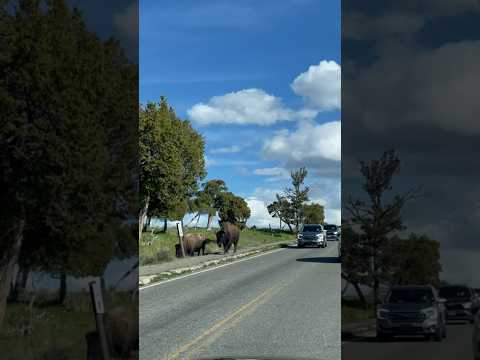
[387,288,435,304]
[439,286,470,299]
[324,225,337,230]
[302,225,322,232]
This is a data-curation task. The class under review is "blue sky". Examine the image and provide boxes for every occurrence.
[140,0,341,226]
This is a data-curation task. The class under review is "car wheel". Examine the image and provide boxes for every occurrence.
[433,327,442,342]
[442,324,447,338]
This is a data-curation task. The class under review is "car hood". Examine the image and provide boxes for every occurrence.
[381,303,434,311]
[301,232,321,235]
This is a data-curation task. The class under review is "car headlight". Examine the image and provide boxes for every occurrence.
[463,302,472,309]
[297,234,303,239]
[421,307,438,319]
[377,309,389,320]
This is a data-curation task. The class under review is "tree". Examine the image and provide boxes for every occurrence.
[0,0,138,318]
[217,192,251,228]
[188,180,228,229]
[267,167,310,233]
[386,233,442,287]
[139,98,206,240]
[303,203,325,224]
[344,150,418,316]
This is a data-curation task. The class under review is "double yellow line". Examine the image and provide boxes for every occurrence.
[162,282,288,360]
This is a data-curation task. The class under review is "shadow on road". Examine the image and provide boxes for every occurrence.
[342,332,430,343]
[296,257,340,263]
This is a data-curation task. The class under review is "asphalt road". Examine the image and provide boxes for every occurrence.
[342,322,475,360]
[140,242,340,360]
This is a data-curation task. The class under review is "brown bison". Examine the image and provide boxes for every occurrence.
[216,222,240,254]
[182,234,213,256]
[86,303,138,359]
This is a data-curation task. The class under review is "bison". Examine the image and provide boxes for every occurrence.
[182,234,213,256]
[216,222,240,254]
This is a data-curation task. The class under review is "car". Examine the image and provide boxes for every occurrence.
[297,224,327,248]
[474,305,480,360]
[439,285,479,324]
[323,224,340,241]
[376,285,447,341]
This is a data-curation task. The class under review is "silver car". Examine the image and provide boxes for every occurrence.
[297,224,327,248]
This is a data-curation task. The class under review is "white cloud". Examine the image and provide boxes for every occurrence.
[245,197,277,228]
[262,120,341,163]
[291,60,341,111]
[187,88,317,126]
[210,145,242,154]
[253,167,290,182]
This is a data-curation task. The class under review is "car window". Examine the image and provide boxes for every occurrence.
[302,225,322,232]
[439,286,471,299]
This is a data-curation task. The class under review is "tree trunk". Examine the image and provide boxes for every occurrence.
[138,196,149,241]
[58,272,67,305]
[0,219,24,328]
[162,218,167,233]
[207,214,213,230]
[145,216,152,231]
[352,281,368,309]
[186,213,199,227]
[194,213,201,229]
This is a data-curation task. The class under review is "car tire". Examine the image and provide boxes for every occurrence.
[377,332,392,342]
[442,324,447,338]
[433,327,442,342]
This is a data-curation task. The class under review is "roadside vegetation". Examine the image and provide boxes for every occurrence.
[342,298,375,325]
[140,227,295,265]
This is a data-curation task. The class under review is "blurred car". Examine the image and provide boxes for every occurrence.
[474,305,480,360]
[297,224,327,248]
[376,285,447,341]
[439,285,479,324]
[323,224,340,241]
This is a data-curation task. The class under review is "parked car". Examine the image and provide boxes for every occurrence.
[439,285,479,324]
[473,305,480,360]
[376,285,447,341]
[323,224,340,241]
[297,224,327,248]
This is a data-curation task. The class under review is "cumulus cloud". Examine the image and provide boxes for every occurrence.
[246,197,277,228]
[187,88,317,126]
[262,120,341,164]
[210,145,242,154]
[205,156,217,167]
[291,60,341,111]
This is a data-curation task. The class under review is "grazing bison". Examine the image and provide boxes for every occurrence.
[216,222,240,254]
[182,234,213,256]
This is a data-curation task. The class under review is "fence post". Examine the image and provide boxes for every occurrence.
[89,278,110,360]
[177,222,185,257]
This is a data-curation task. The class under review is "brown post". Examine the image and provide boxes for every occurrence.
[89,279,110,360]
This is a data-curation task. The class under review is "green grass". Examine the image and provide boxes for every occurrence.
[342,298,375,325]
[0,291,134,360]
[140,227,295,266]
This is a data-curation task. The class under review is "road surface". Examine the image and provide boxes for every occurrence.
[342,322,474,360]
[140,243,340,360]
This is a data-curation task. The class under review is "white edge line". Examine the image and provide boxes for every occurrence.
[139,247,287,290]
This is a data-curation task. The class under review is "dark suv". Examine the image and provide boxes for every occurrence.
[376,285,447,341]
[439,285,479,324]
[323,224,340,241]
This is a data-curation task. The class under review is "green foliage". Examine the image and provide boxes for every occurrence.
[0,0,137,280]
[303,203,325,224]
[140,98,206,220]
[386,233,442,287]
[217,192,251,228]
[267,167,310,233]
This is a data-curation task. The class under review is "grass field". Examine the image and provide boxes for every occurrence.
[0,291,134,360]
[140,227,295,265]
[342,298,375,325]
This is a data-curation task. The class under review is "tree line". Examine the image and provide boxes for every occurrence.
[139,98,251,240]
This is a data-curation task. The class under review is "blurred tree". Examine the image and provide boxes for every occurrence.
[303,203,325,224]
[218,192,251,229]
[0,0,138,316]
[344,150,418,316]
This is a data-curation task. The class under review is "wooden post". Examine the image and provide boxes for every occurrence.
[89,279,110,360]
[177,222,185,257]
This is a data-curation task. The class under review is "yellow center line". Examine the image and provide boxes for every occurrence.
[162,282,288,360]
